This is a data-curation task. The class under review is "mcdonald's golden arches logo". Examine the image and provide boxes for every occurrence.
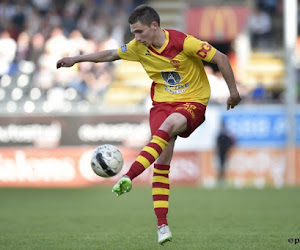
[185,6,250,42]
[200,7,238,41]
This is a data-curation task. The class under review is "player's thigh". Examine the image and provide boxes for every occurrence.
[175,102,206,138]
[149,105,169,135]
[159,112,187,137]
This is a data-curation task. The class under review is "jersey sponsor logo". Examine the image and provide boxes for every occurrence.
[164,83,190,94]
[165,88,185,94]
[121,45,127,52]
[196,43,212,59]
[175,103,197,119]
[161,71,191,94]
[170,59,180,69]
[161,71,182,86]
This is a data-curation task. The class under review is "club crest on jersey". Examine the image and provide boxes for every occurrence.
[175,103,197,119]
[161,71,182,85]
[121,44,127,52]
[170,59,180,69]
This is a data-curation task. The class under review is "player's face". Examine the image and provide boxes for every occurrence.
[130,21,157,47]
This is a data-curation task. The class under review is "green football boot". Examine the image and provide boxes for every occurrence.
[112,176,132,196]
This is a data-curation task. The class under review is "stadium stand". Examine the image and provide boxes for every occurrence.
[0,0,290,114]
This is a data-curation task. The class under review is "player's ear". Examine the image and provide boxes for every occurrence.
[151,21,159,30]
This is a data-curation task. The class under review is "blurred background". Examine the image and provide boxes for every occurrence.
[0,0,299,188]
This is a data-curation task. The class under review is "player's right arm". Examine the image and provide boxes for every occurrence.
[56,49,120,68]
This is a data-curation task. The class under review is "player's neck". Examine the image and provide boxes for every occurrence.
[151,28,166,49]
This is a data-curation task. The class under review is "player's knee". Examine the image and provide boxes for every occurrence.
[160,114,187,136]
[159,121,174,135]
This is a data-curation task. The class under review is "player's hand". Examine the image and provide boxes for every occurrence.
[56,57,76,69]
[227,93,241,110]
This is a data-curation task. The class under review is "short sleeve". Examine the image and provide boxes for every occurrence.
[183,35,217,62]
[117,39,139,61]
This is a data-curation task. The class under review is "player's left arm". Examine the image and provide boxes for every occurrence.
[210,50,241,110]
[183,36,241,110]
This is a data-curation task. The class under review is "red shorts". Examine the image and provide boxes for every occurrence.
[149,102,206,138]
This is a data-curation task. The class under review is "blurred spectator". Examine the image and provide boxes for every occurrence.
[0,0,17,31]
[16,31,30,61]
[72,38,98,98]
[46,7,62,30]
[44,27,68,58]
[82,64,113,103]
[252,83,267,103]
[12,0,28,34]
[216,121,235,186]
[28,32,45,66]
[120,0,135,14]
[248,5,272,50]
[62,7,77,34]
[99,32,119,50]
[89,15,109,43]
[0,30,17,76]
[111,7,128,45]
[76,10,91,37]
[257,0,278,16]
[68,29,87,56]
[31,0,51,15]
[25,6,41,36]
[102,0,117,17]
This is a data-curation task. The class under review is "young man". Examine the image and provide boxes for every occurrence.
[57,5,241,245]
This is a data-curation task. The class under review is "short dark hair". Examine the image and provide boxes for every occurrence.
[128,5,160,27]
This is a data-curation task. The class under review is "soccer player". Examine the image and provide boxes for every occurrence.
[57,5,241,245]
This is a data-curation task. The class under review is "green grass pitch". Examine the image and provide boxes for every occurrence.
[0,187,299,250]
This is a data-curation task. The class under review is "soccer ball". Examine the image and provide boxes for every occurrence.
[91,144,124,178]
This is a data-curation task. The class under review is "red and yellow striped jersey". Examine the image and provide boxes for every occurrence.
[117,29,217,105]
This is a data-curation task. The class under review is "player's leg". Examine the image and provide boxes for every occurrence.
[153,137,174,226]
[153,137,175,245]
[124,113,186,179]
[112,113,186,196]
[153,103,206,244]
